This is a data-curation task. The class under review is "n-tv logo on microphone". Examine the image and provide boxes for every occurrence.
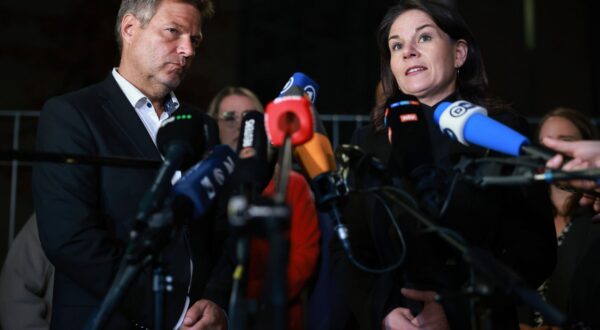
[242,119,256,148]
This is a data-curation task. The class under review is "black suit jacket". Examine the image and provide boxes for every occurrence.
[33,74,223,329]
[333,101,556,329]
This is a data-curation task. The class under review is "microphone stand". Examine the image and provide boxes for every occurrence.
[261,135,292,330]
[377,186,567,328]
[87,207,176,330]
[227,136,292,330]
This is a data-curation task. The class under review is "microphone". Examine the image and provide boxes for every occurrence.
[170,144,237,220]
[276,72,345,205]
[335,144,390,191]
[385,94,433,176]
[278,72,319,103]
[232,110,275,200]
[385,94,448,218]
[264,91,314,147]
[433,102,600,199]
[283,73,336,181]
[135,111,206,224]
[434,100,555,160]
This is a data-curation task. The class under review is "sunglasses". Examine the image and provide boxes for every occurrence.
[219,110,257,125]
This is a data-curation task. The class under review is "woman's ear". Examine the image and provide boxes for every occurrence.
[454,39,468,69]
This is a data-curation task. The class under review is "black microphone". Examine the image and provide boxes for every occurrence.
[126,144,236,263]
[232,111,274,201]
[384,94,448,218]
[135,111,206,227]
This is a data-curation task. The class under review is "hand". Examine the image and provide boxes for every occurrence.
[553,157,600,214]
[383,307,419,330]
[382,289,449,330]
[181,299,227,330]
[544,138,600,214]
[544,138,600,169]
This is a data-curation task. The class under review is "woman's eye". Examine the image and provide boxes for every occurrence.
[418,34,432,42]
[390,43,402,51]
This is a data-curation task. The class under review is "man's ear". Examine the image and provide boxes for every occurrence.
[454,39,468,69]
[121,14,139,45]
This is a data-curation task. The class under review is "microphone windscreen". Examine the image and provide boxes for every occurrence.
[295,133,336,179]
[171,145,237,219]
[434,101,530,157]
[279,72,319,104]
[157,110,206,170]
[234,111,273,194]
[265,96,314,147]
[384,94,433,177]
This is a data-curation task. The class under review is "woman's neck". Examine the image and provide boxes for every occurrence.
[551,185,573,237]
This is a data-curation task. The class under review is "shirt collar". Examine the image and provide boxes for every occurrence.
[111,68,179,114]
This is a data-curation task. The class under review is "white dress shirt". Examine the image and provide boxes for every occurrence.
[111,68,190,329]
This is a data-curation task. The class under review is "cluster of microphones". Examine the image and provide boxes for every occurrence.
[129,71,600,262]
[17,71,587,329]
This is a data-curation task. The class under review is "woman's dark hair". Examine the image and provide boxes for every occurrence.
[537,107,599,217]
[373,0,491,130]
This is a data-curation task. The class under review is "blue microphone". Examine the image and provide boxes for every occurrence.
[171,144,237,219]
[434,100,554,160]
[278,72,319,104]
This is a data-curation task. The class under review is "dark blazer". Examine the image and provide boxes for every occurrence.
[333,99,556,329]
[32,74,223,329]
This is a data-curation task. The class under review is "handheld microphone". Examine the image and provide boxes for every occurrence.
[434,100,555,160]
[170,144,237,219]
[135,111,206,223]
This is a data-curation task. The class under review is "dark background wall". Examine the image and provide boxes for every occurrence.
[0,0,598,265]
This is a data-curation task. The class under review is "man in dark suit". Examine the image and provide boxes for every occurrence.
[32,0,227,328]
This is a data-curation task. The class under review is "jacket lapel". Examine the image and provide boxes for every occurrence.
[96,74,162,160]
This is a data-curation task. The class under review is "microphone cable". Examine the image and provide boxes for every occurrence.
[332,186,408,274]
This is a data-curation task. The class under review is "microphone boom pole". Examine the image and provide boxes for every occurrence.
[0,149,160,168]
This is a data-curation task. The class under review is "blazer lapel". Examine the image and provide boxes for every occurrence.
[97,74,162,160]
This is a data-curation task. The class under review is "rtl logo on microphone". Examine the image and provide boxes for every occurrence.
[400,113,418,123]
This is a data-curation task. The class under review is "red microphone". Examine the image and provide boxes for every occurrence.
[264,92,314,147]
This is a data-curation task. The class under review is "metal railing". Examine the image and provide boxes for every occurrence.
[1,110,40,248]
[4,109,597,252]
